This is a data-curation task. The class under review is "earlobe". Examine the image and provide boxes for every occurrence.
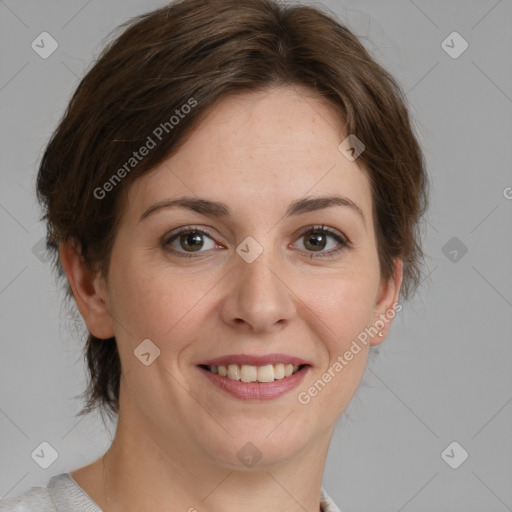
[370,258,403,346]
[59,241,115,340]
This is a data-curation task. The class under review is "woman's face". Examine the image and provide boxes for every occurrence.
[89,85,401,469]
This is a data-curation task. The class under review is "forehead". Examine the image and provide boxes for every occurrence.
[124,86,373,228]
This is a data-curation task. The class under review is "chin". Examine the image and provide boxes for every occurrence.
[204,427,309,471]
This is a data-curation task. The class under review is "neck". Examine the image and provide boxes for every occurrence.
[100,402,332,512]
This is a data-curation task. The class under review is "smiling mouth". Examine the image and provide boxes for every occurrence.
[199,363,308,383]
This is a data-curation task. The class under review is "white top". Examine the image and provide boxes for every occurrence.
[0,473,342,511]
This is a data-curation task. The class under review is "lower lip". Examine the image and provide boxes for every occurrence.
[197,365,310,400]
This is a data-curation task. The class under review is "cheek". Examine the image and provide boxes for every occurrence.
[109,256,219,347]
[300,272,375,393]
[303,270,377,338]
[304,282,374,401]
[295,279,373,417]
[109,239,379,355]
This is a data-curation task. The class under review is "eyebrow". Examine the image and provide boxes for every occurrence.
[139,194,366,226]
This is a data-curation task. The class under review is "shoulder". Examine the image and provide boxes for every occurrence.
[0,473,100,512]
[320,486,343,512]
[0,482,55,511]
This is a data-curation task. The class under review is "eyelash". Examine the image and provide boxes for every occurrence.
[162,224,350,259]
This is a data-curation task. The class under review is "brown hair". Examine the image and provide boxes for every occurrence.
[36,0,429,422]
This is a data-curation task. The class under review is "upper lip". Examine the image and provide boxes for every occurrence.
[198,353,312,367]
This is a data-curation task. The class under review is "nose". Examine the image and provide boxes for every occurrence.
[220,243,296,334]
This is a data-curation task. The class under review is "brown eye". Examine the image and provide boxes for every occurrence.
[177,232,205,252]
[303,232,328,251]
[294,225,349,258]
[163,226,218,257]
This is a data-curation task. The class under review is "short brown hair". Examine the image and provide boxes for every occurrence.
[36,0,429,421]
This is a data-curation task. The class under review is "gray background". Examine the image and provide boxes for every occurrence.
[1,1,511,511]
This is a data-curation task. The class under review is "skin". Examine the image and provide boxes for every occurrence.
[60,85,402,512]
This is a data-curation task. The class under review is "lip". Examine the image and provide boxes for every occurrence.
[198,353,311,367]
[197,364,311,401]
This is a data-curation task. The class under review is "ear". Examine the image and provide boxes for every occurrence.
[59,241,115,340]
[370,258,403,347]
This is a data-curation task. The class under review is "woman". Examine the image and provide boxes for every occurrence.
[0,0,428,510]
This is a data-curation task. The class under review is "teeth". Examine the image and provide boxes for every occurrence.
[227,364,241,380]
[207,363,302,383]
[240,364,258,382]
[257,364,274,383]
[274,363,285,379]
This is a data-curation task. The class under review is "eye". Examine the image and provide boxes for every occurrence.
[292,225,349,258]
[162,224,350,259]
[162,226,219,258]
